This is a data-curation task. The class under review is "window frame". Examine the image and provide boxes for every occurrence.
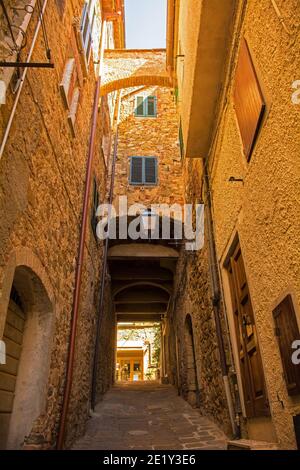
[134,95,157,118]
[129,156,158,186]
[80,0,96,66]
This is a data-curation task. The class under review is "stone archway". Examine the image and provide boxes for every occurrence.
[183,315,199,408]
[0,249,55,449]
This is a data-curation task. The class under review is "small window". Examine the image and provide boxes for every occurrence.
[273,295,300,396]
[91,178,99,239]
[80,0,96,65]
[135,96,157,117]
[130,157,158,185]
[234,38,266,161]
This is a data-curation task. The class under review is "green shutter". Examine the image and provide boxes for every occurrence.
[130,157,143,184]
[146,96,156,117]
[144,157,157,184]
[135,97,144,116]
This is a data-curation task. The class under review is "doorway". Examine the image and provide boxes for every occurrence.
[0,265,54,449]
[226,241,270,418]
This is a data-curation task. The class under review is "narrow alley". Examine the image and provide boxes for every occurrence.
[0,0,300,456]
[72,382,227,451]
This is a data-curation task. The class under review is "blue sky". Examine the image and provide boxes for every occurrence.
[125,0,167,49]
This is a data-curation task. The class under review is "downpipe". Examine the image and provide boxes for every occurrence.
[203,169,240,439]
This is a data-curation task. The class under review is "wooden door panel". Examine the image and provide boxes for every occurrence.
[228,242,269,417]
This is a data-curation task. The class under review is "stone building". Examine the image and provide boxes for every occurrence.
[0,0,124,449]
[0,0,299,452]
[168,0,300,450]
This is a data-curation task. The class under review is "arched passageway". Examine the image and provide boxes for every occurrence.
[0,265,54,449]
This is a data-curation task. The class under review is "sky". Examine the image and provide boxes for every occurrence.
[125,0,167,49]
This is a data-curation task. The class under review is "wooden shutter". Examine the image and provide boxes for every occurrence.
[130,157,143,184]
[234,38,266,161]
[273,295,300,396]
[146,96,156,117]
[80,0,95,64]
[135,97,144,116]
[144,157,157,184]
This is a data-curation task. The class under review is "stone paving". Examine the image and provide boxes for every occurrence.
[72,382,228,450]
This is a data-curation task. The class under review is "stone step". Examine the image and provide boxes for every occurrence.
[227,439,278,450]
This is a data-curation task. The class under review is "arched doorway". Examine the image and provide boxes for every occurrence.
[0,265,54,449]
[183,315,199,408]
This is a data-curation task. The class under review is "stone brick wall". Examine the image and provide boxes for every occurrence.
[0,1,115,448]
[165,157,232,437]
[113,85,184,210]
[101,49,171,96]
[207,0,300,449]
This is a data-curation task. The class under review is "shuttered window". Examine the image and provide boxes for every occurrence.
[130,157,158,185]
[234,38,266,161]
[80,0,96,65]
[135,96,157,117]
[273,295,300,396]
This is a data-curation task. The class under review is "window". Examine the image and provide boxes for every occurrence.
[130,157,158,185]
[91,178,99,239]
[80,0,96,66]
[135,96,157,117]
[234,38,266,161]
[273,295,300,396]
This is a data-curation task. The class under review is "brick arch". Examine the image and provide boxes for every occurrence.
[100,74,172,96]
[0,247,55,449]
[0,247,55,337]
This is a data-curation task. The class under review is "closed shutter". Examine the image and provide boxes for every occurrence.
[145,157,157,184]
[234,38,266,161]
[130,157,143,184]
[273,295,300,396]
[146,96,156,117]
[80,0,95,64]
[135,97,144,116]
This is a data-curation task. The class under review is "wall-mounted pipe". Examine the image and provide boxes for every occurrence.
[56,20,107,450]
[0,0,49,160]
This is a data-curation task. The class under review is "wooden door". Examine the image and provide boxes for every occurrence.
[228,243,269,417]
[0,299,25,448]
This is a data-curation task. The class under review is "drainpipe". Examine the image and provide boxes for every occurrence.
[90,91,121,411]
[0,0,49,160]
[56,20,107,450]
[203,167,240,438]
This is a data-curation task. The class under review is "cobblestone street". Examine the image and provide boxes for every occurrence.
[72,382,227,450]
